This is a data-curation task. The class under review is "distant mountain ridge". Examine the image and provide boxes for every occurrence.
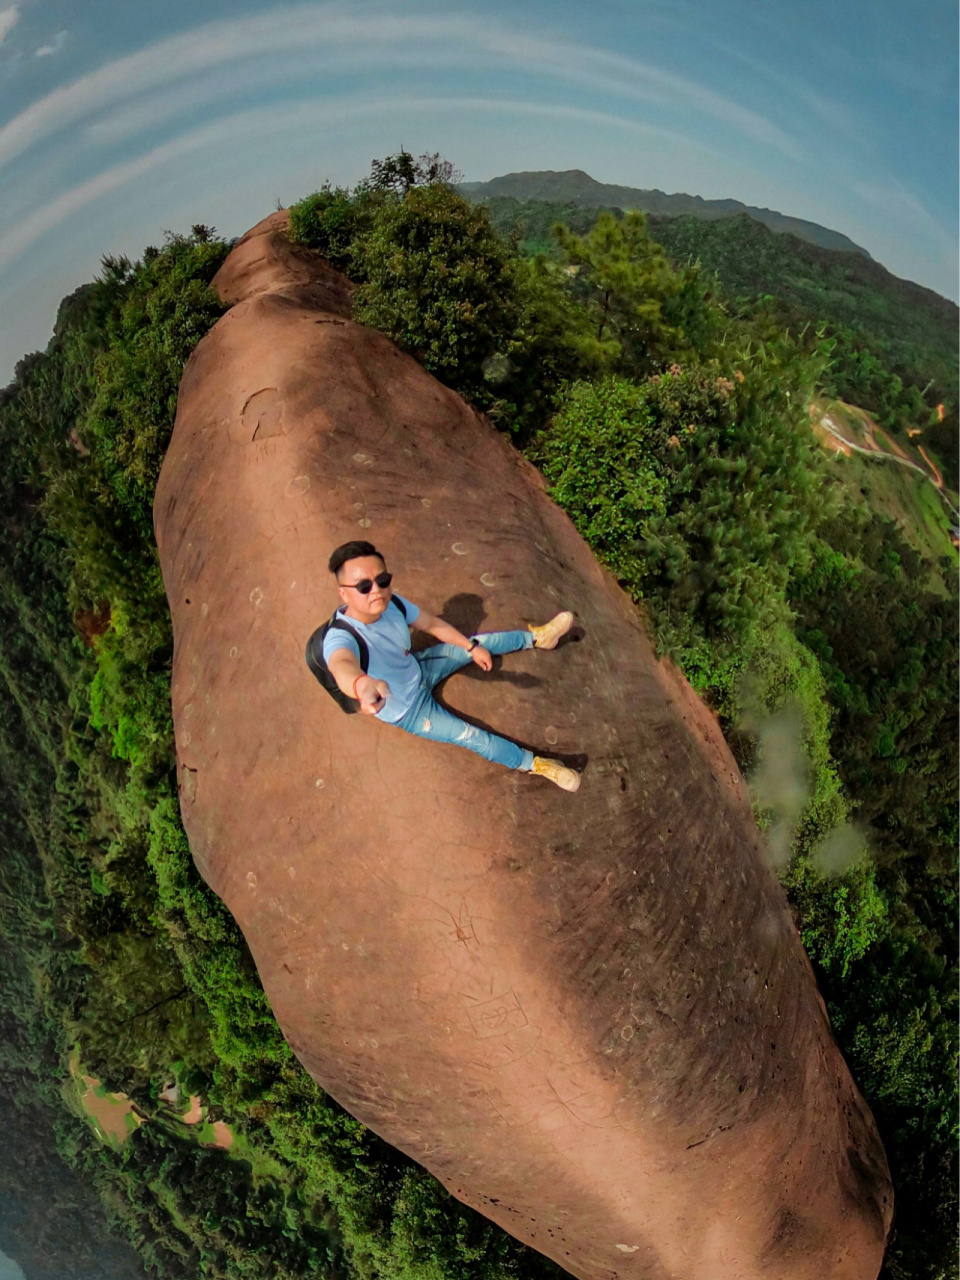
[458,169,872,259]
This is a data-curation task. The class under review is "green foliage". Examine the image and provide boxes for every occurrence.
[0,1052,149,1280]
[644,212,958,488]
[480,198,958,487]
[740,623,848,858]
[73,927,210,1081]
[365,148,462,196]
[290,159,599,438]
[88,618,172,771]
[790,511,959,874]
[552,209,716,374]
[1,158,957,1280]
[783,857,888,976]
[288,151,466,279]
[532,377,669,576]
[46,232,227,557]
[287,184,368,274]
[537,349,827,653]
[480,195,619,259]
[784,855,957,1278]
[387,1171,560,1280]
[352,183,517,402]
[484,253,601,437]
[825,906,958,1280]
[0,209,573,1280]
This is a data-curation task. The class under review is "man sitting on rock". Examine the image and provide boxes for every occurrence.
[322,541,581,791]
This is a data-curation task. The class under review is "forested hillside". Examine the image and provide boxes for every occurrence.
[0,154,956,1280]
[479,196,959,487]
[458,169,872,255]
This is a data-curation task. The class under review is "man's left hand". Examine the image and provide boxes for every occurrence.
[470,644,493,672]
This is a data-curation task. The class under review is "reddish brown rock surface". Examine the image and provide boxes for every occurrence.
[154,212,892,1280]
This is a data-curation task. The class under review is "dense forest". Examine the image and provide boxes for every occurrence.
[458,169,873,255]
[0,151,956,1280]
[478,195,959,487]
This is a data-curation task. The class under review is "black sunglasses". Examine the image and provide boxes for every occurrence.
[342,571,393,595]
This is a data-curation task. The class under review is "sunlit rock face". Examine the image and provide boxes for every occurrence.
[154,211,892,1280]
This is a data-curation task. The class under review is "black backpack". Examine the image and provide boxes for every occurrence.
[305,597,408,714]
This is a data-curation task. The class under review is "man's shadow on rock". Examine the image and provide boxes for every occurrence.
[438,590,586,650]
[417,593,541,689]
[413,593,588,773]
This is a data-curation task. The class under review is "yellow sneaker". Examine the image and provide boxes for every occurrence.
[528,610,574,650]
[531,757,581,792]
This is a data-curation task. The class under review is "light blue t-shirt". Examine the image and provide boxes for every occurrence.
[321,594,422,723]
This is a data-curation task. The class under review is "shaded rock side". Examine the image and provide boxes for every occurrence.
[154,211,892,1280]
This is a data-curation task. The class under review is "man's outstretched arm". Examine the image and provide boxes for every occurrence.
[416,610,493,671]
[327,648,391,714]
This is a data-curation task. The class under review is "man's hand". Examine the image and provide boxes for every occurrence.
[470,644,493,672]
[356,675,391,714]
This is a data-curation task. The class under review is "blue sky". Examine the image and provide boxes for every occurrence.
[0,1246,25,1280]
[0,0,956,383]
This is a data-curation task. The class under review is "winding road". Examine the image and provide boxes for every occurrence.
[817,411,959,522]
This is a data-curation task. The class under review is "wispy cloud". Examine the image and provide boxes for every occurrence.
[0,97,380,273]
[0,92,711,275]
[0,6,454,170]
[0,136,202,275]
[83,78,223,145]
[0,3,805,173]
[35,30,67,58]
[0,5,19,45]
[479,32,804,160]
[0,0,951,309]
[704,32,863,146]
[847,176,955,253]
[427,95,709,162]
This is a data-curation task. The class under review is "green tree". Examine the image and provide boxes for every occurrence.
[289,155,601,436]
[536,341,828,655]
[287,184,364,273]
[352,182,516,402]
[366,148,463,196]
[553,209,706,374]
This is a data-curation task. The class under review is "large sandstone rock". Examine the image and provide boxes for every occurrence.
[154,212,892,1279]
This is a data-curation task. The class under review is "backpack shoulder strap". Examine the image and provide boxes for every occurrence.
[391,596,408,620]
[329,615,369,672]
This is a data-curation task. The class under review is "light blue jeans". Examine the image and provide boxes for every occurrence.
[394,631,536,771]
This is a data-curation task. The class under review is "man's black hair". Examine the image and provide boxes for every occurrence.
[328,540,386,578]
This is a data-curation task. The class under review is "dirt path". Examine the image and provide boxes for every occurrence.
[918,445,944,489]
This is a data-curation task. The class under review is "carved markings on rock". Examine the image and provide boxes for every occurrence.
[238,387,287,443]
[469,990,529,1039]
